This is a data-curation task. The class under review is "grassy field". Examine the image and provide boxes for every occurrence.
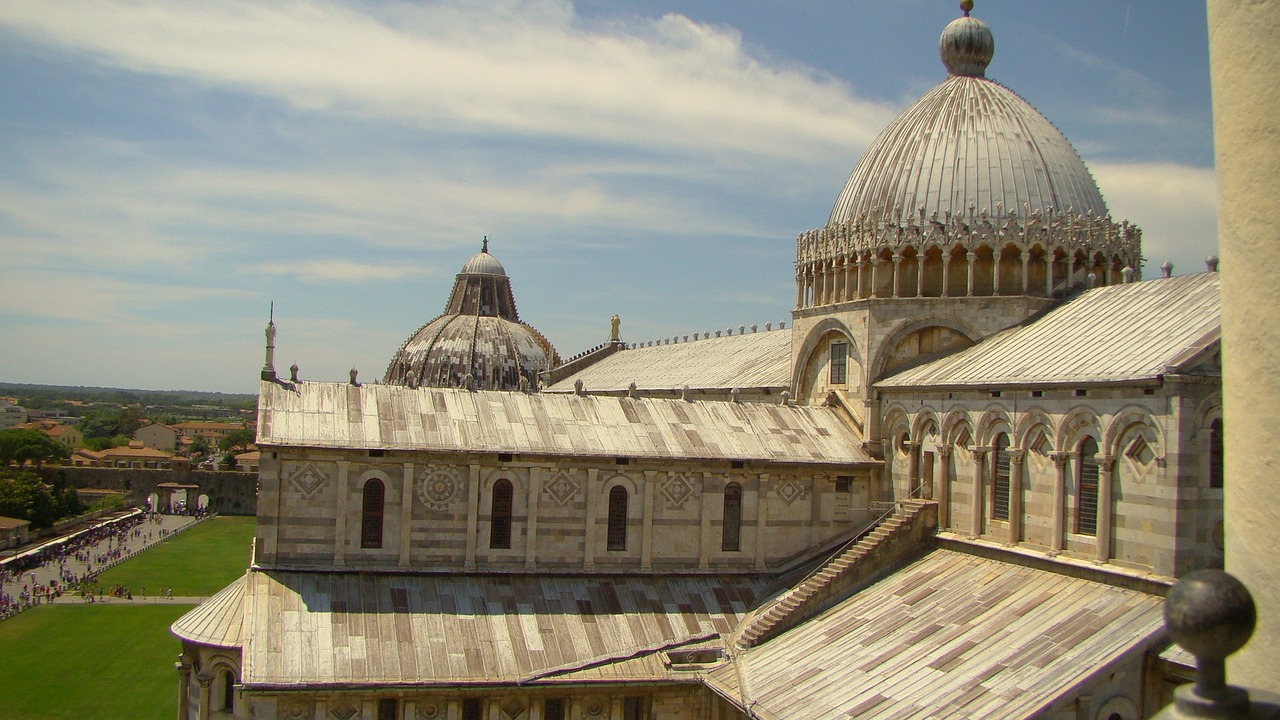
[0,515,257,720]
[0,604,190,720]
[95,516,255,596]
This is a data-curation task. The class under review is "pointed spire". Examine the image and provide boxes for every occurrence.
[482,235,489,253]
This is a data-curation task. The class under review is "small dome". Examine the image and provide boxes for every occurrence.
[459,237,506,276]
[384,240,558,390]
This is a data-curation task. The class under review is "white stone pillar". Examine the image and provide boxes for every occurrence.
[1209,0,1280,687]
[965,250,976,297]
[855,257,865,299]
[1044,254,1054,296]
[916,251,926,297]
[940,254,951,297]
[891,253,903,297]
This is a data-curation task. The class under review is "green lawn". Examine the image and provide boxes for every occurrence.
[94,516,256,596]
[0,604,190,720]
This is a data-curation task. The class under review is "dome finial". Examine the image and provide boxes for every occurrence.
[482,235,489,253]
[940,2,994,77]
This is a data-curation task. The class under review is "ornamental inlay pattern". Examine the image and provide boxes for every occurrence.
[417,469,461,511]
[775,478,805,505]
[545,471,579,505]
[287,463,329,499]
[661,473,698,508]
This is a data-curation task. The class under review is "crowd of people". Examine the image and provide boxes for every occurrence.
[0,507,205,618]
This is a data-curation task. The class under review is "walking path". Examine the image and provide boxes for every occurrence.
[1,513,205,613]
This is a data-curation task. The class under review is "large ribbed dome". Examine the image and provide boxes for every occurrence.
[384,241,559,391]
[793,4,1141,312]
[828,12,1106,224]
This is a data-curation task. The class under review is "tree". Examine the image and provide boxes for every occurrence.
[0,428,71,467]
[218,428,256,454]
[83,435,128,452]
[189,436,211,457]
[0,469,60,528]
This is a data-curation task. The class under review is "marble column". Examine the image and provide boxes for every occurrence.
[971,448,988,536]
[965,250,976,296]
[1044,254,1055,296]
[935,447,952,529]
[175,659,192,720]
[1020,250,1030,294]
[941,253,952,297]
[1096,455,1114,563]
[1051,453,1069,554]
[1008,449,1025,545]
[891,253,903,297]
[916,251,927,297]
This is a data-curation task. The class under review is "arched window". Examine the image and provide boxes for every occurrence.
[361,479,385,549]
[721,483,742,552]
[218,667,236,712]
[1077,437,1099,536]
[1209,418,1224,489]
[992,433,1010,521]
[607,485,628,551]
[490,479,513,549]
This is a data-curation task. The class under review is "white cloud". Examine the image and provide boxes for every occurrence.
[1092,162,1218,275]
[0,0,892,164]
[242,258,432,283]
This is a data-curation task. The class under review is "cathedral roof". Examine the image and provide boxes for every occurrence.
[828,8,1107,224]
[708,548,1165,720]
[235,570,770,687]
[877,272,1220,389]
[257,381,876,466]
[544,326,791,395]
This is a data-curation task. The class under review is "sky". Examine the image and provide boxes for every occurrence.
[0,1,1216,395]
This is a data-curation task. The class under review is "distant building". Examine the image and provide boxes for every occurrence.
[0,516,31,550]
[134,422,180,453]
[94,441,177,469]
[0,399,28,429]
[233,451,260,473]
[16,420,83,450]
[172,421,246,447]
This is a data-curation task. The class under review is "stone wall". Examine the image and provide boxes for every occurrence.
[40,466,257,516]
[256,448,882,573]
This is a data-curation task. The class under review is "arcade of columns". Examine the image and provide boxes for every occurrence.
[796,207,1142,307]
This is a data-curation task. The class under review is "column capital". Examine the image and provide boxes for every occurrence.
[936,446,953,459]
[1008,448,1027,462]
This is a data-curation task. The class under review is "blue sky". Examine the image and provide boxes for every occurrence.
[0,1,1215,394]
